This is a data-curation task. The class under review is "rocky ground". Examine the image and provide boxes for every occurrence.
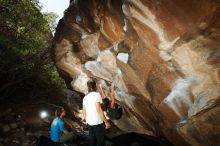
[0,106,47,146]
[0,97,88,146]
[0,96,172,146]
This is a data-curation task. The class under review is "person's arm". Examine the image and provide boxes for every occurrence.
[110,84,116,109]
[82,105,86,121]
[59,120,70,135]
[96,102,110,128]
[97,84,106,99]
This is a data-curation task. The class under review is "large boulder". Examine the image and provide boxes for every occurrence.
[51,0,220,145]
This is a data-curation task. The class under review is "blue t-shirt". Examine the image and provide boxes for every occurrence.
[50,117,66,142]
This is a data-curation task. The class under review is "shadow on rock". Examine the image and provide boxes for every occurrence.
[106,132,173,146]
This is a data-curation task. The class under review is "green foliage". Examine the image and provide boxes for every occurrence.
[0,0,66,100]
[43,12,58,33]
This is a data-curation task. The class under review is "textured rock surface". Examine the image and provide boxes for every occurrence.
[52,0,220,145]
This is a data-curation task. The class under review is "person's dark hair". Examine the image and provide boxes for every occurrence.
[102,98,110,111]
[87,80,96,92]
[55,107,64,117]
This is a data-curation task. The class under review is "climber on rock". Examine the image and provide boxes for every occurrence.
[98,82,123,120]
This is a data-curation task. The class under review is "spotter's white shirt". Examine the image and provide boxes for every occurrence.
[83,92,103,125]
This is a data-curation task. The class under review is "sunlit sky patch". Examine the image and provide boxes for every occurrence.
[39,0,69,23]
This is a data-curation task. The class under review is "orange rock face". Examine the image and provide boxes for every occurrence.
[52,0,220,145]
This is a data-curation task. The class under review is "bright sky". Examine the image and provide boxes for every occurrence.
[39,0,69,23]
